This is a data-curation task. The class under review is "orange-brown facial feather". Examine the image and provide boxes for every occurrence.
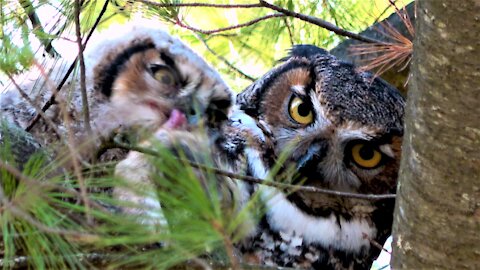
[107,48,184,131]
[113,50,177,102]
[262,67,312,128]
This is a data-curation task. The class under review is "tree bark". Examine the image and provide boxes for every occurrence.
[391,1,480,269]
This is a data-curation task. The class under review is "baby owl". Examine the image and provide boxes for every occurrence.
[0,24,233,162]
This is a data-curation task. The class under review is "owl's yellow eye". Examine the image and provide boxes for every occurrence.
[150,64,176,86]
[288,96,313,125]
[351,143,382,168]
[153,69,175,86]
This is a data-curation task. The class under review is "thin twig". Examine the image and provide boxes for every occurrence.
[259,0,386,44]
[31,61,92,168]
[375,0,397,23]
[211,220,239,270]
[28,3,94,223]
[136,0,262,9]
[61,88,93,226]
[362,233,391,254]
[63,135,92,225]
[111,139,396,201]
[283,17,294,47]
[323,0,340,28]
[18,0,59,57]
[175,13,285,35]
[7,74,64,141]
[25,0,110,132]
[74,0,93,137]
[193,33,255,82]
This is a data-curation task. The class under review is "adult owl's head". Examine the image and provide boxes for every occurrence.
[88,24,233,135]
[234,46,405,264]
[237,44,404,194]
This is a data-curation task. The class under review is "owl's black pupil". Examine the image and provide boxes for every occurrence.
[162,74,172,85]
[359,145,374,160]
[297,102,310,117]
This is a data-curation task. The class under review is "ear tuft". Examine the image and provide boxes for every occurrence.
[280,44,329,62]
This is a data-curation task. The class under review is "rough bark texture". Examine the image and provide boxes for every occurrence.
[391,1,480,269]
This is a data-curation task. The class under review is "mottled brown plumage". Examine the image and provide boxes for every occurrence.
[228,45,404,269]
[116,45,405,269]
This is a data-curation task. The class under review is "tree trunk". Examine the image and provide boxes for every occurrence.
[391,1,480,269]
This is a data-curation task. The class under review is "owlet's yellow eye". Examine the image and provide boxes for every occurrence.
[351,143,382,169]
[288,96,313,125]
[150,64,176,86]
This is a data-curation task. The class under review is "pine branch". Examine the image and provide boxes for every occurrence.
[110,138,396,201]
[0,182,99,242]
[175,13,285,35]
[259,0,387,44]
[136,0,263,9]
[0,159,109,213]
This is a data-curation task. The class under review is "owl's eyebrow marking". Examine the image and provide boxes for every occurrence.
[379,144,394,158]
[99,42,155,97]
[160,52,175,67]
[338,129,373,142]
[291,85,307,96]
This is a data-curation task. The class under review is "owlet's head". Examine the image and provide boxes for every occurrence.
[88,24,233,137]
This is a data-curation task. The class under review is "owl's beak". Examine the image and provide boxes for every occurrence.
[173,93,231,129]
[164,109,187,129]
[185,109,201,126]
[174,96,206,127]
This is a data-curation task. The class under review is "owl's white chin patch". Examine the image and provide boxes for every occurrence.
[263,189,375,253]
[244,147,375,253]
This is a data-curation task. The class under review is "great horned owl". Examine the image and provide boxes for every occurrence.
[228,45,404,269]
[90,25,232,138]
[0,24,232,162]
[115,45,405,269]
